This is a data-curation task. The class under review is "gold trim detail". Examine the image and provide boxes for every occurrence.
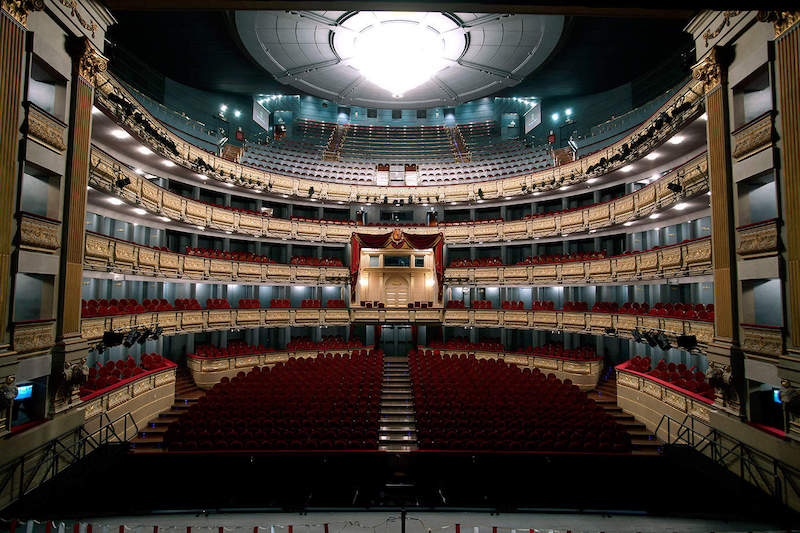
[1,0,43,26]
[692,48,723,94]
[73,36,107,83]
[57,0,96,37]
[19,214,61,252]
[732,113,773,160]
[758,10,800,37]
[703,11,743,46]
[26,105,67,152]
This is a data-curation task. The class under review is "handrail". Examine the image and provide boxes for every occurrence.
[654,413,800,507]
[0,412,138,510]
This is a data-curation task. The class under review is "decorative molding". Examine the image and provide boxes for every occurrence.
[703,11,743,46]
[26,104,67,152]
[72,36,107,83]
[12,320,55,353]
[732,113,773,160]
[736,219,779,259]
[758,10,800,38]
[617,372,640,390]
[57,0,96,37]
[19,214,61,252]
[692,48,723,94]
[1,0,43,26]
[741,325,784,359]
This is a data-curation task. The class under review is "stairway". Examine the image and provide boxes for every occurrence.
[448,125,471,163]
[220,143,242,162]
[129,368,205,454]
[323,124,348,161]
[588,376,663,456]
[379,355,418,451]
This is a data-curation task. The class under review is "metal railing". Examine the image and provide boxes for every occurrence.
[0,412,138,510]
[655,413,800,508]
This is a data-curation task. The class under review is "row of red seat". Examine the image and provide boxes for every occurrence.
[165,352,383,451]
[184,247,277,264]
[206,298,231,309]
[285,335,366,351]
[471,300,493,309]
[409,350,630,452]
[269,298,291,308]
[449,257,503,267]
[516,251,608,265]
[238,299,260,309]
[81,353,169,397]
[289,256,344,267]
[563,301,589,312]
[81,298,173,317]
[513,343,600,361]
[424,337,504,352]
[627,356,714,398]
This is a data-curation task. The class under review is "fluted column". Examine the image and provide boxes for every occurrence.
[692,48,743,415]
[52,37,107,413]
[0,2,41,355]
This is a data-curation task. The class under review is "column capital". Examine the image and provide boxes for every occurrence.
[692,47,724,94]
[758,10,800,38]
[1,0,43,26]
[69,36,107,84]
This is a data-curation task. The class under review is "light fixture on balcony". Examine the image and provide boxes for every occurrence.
[107,197,123,206]
[137,146,152,155]
[673,202,689,210]
[668,135,685,144]
[621,165,634,172]
[646,152,660,160]
[111,129,130,139]
[132,208,147,215]
[162,160,175,167]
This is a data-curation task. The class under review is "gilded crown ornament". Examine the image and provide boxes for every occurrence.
[758,10,800,37]
[72,36,108,83]
[692,48,723,94]
[1,0,43,26]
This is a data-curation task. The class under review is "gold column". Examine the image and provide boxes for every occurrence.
[693,48,743,414]
[52,37,106,412]
[0,2,41,353]
[764,12,800,354]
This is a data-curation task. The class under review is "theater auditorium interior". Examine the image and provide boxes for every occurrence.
[1,1,800,531]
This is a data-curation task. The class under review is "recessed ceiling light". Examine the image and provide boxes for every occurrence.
[559,186,569,191]
[623,221,634,227]
[196,225,205,230]
[365,203,372,206]
[588,229,597,233]
[111,129,130,139]
[646,153,660,161]
[225,231,232,234]
[310,198,317,202]
[668,135,685,144]
[700,112,708,121]
[504,196,513,200]
[673,202,689,210]
[422,203,429,207]
[650,173,660,181]
[476,199,484,203]
[225,182,234,188]
[533,192,541,196]
[649,213,660,219]
[586,178,598,184]
[253,189,262,193]
[281,194,289,198]
[621,165,634,172]
[107,198,123,206]
[337,201,344,204]
[134,168,144,175]
[137,146,152,155]
[706,191,712,196]
[92,107,101,115]
[450,202,458,205]
[132,208,147,215]
[159,216,171,222]
[196,173,207,180]
[162,160,175,167]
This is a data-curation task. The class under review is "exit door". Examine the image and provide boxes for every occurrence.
[381,326,413,356]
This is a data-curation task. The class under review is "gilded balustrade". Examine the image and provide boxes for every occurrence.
[445,236,712,286]
[18,212,62,253]
[89,147,709,245]
[731,111,775,161]
[735,218,780,259]
[93,70,704,204]
[83,232,349,284]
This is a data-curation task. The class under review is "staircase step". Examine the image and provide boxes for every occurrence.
[379,434,417,442]
[379,425,416,433]
[380,415,415,424]
[138,425,168,435]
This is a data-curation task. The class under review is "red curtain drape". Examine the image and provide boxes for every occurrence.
[374,324,381,346]
[350,238,361,301]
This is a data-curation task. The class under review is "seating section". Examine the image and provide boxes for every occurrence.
[326,299,347,308]
[501,300,526,310]
[445,301,466,309]
[185,247,277,264]
[165,351,383,451]
[81,298,174,317]
[562,301,589,312]
[513,343,600,361]
[517,251,607,265]
[627,356,714,399]
[449,257,503,267]
[470,300,493,309]
[269,299,291,308]
[174,298,203,311]
[286,335,365,351]
[405,301,435,309]
[425,337,504,352]
[237,299,260,309]
[410,350,631,452]
[616,302,714,321]
[341,124,453,161]
[81,353,169,396]
[290,256,344,267]
[300,299,321,308]
[205,298,231,310]
[189,341,268,359]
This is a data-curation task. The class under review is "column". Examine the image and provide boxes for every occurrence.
[52,37,107,412]
[692,47,743,415]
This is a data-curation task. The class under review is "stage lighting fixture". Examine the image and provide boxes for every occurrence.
[656,332,671,350]
[123,329,141,348]
[632,329,643,343]
[102,331,124,347]
[308,187,315,197]
[478,188,484,199]
[667,182,683,193]
[408,195,413,204]
[644,331,658,348]
[116,177,131,188]
[383,196,388,204]
[521,184,527,192]
[393,199,399,206]
[137,328,150,344]
[677,334,697,351]
[150,326,163,340]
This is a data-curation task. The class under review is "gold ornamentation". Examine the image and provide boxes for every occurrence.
[26,105,67,152]
[692,48,723,94]
[73,37,107,83]
[58,0,97,37]
[1,0,43,26]
[703,11,743,46]
[732,113,773,160]
[107,388,131,409]
[617,372,640,390]
[741,325,784,358]
[736,220,778,258]
[154,370,175,386]
[83,399,103,419]
[132,379,152,396]
[758,10,800,37]
[12,320,55,353]
[19,215,61,252]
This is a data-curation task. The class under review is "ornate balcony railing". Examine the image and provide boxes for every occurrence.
[731,111,775,161]
[445,236,712,286]
[89,147,709,244]
[23,102,67,154]
[84,232,349,284]
[18,212,61,254]
[735,218,780,259]
[740,323,784,360]
[11,319,56,355]
[93,71,704,204]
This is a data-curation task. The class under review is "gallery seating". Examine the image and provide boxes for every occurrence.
[626,355,714,399]
[81,353,170,396]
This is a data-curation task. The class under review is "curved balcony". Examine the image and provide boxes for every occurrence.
[445,236,712,286]
[80,307,714,351]
[615,360,715,442]
[88,147,709,245]
[83,232,349,285]
[93,70,705,203]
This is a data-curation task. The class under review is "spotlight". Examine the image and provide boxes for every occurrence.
[150,326,163,340]
[632,329,643,343]
[667,182,683,193]
[137,329,150,344]
[308,186,314,197]
[383,196,388,204]
[123,329,141,348]
[656,332,671,351]
[677,334,697,351]
[644,331,658,348]
[408,195,413,204]
[605,327,616,335]
[478,188,484,199]
[116,177,131,188]
[102,331,124,347]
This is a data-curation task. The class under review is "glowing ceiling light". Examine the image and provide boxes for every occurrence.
[700,112,708,121]
[107,197,123,206]
[134,168,144,175]
[586,178,598,184]
[162,160,175,167]
[350,21,450,97]
[132,208,147,215]
[159,216,171,222]
[673,202,689,210]
[92,107,101,115]
[111,129,130,139]
[668,135,685,144]
[623,221,634,227]
[646,152,660,160]
[649,213,660,219]
[621,165,634,172]
[137,146,152,155]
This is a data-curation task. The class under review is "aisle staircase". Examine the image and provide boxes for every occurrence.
[323,124,348,160]
[448,125,471,163]
[221,143,242,162]
[378,355,418,451]
[129,368,204,454]
[588,375,663,456]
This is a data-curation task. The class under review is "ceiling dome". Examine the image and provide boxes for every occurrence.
[235,10,564,108]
